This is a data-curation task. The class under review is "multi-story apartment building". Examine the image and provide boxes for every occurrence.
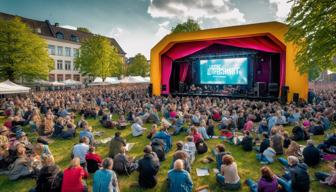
[0,12,126,82]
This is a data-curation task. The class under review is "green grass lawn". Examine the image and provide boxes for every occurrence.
[0,115,335,192]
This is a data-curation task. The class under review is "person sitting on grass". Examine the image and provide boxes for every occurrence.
[245,166,278,192]
[108,132,126,159]
[72,136,90,168]
[241,131,254,151]
[93,158,120,192]
[131,117,146,137]
[258,118,269,134]
[317,132,336,154]
[79,123,95,145]
[146,124,158,139]
[152,124,172,152]
[206,119,215,138]
[170,150,191,173]
[216,154,241,190]
[302,140,321,167]
[85,146,102,174]
[113,147,137,175]
[61,157,88,192]
[183,136,196,164]
[283,131,291,148]
[167,159,193,192]
[270,128,284,155]
[256,146,276,165]
[277,156,310,192]
[315,161,336,187]
[291,122,309,141]
[171,111,184,135]
[213,144,230,170]
[190,126,203,144]
[257,132,270,153]
[198,120,210,140]
[32,154,63,192]
[284,141,302,160]
[8,144,33,180]
[137,145,160,189]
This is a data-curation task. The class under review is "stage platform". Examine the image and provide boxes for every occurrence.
[170,92,279,102]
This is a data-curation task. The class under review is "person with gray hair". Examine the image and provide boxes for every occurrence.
[93,158,119,192]
[278,155,310,192]
[303,139,321,166]
[131,117,146,137]
[167,159,193,192]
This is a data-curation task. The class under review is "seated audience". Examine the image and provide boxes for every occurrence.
[79,124,94,145]
[72,137,90,167]
[256,146,276,165]
[183,136,196,164]
[131,117,146,137]
[258,132,270,153]
[283,131,291,148]
[85,146,102,174]
[198,120,210,140]
[167,159,193,192]
[303,140,321,166]
[206,119,215,138]
[146,124,158,140]
[241,131,253,151]
[291,122,309,141]
[93,158,119,192]
[113,147,137,175]
[137,145,160,189]
[270,128,284,155]
[152,125,172,152]
[213,144,230,170]
[315,161,336,187]
[108,132,126,158]
[216,155,241,190]
[61,157,88,192]
[8,145,33,180]
[170,150,191,172]
[246,166,278,192]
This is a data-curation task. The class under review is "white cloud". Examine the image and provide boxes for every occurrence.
[60,25,77,30]
[107,27,124,38]
[148,0,246,28]
[269,0,293,21]
[155,21,171,37]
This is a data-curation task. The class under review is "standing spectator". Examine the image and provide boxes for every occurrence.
[92,158,119,192]
[167,159,193,192]
[137,145,160,189]
[61,157,88,192]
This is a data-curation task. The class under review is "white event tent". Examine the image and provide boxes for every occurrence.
[0,80,31,94]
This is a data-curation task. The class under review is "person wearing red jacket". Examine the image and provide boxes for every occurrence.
[61,157,88,192]
[85,146,102,174]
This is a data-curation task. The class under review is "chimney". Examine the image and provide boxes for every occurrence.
[55,22,59,27]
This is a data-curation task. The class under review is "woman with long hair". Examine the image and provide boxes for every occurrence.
[61,157,88,192]
[246,166,278,192]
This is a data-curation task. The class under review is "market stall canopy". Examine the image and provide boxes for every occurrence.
[120,76,148,84]
[63,79,82,85]
[0,80,31,94]
[93,77,103,83]
[104,77,120,84]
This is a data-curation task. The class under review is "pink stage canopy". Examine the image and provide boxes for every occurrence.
[161,35,286,94]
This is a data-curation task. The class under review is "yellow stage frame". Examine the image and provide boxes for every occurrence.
[150,21,308,101]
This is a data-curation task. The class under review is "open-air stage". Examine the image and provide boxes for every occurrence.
[150,22,308,103]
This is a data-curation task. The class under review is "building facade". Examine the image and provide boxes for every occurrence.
[0,12,126,83]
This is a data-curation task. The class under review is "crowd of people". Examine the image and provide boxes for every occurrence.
[0,84,335,192]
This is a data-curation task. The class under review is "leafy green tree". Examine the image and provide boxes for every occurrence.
[0,17,53,81]
[77,27,91,33]
[171,19,201,33]
[127,53,149,76]
[75,35,123,80]
[285,0,336,80]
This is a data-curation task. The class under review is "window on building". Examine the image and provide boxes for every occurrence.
[73,48,79,57]
[57,46,63,56]
[49,74,55,82]
[57,60,63,70]
[65,47,71,57]
[65,74,72,80]
[65,61,71,70]
[48,45,55,55]
[73,61,77,71]
[71,34,80,42]
[73,74,80,81]
[56,32,64,39]
[57,74,64,81]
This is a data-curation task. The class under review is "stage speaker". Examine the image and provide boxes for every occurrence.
[255,82,267,97]
[161,84,166,91]
[268,83,279,97]
[293,93,299,103]
[148,84,152,96]
[280,86,289,104]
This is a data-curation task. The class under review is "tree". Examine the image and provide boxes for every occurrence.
[127,53,149,76]
[0,17,53,81]
[171,19,201,33]
[285,0,336,80]
[75,35,123,80]
[77,27,91,33]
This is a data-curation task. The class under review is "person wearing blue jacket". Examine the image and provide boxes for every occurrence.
[153,125,172,152]
[167,159,193,192]
[93,158,119,192]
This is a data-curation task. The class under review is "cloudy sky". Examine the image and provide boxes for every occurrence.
[0,0,293,58]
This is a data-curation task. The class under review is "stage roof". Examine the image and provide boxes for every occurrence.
[150,21,308,101]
